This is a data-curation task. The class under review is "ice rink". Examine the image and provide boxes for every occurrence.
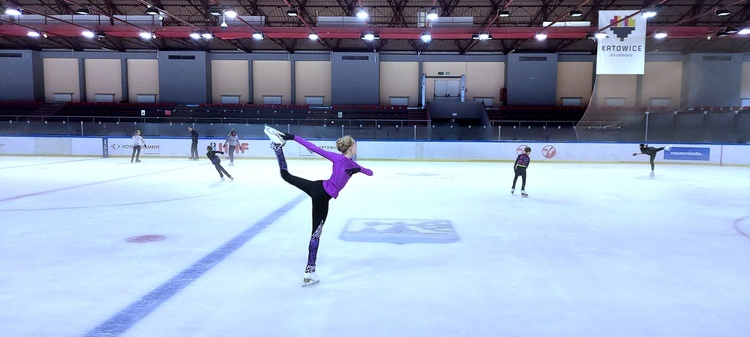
[1,154,749,337]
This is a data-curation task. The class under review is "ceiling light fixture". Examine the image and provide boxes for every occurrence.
[308,32,319,40]
[739,28,750,35]
[287,9,298,17]
[27,31,41,37]
[426,7,439,21]
[361,31,379,41]
[224,9,237,18]
[209,6,223,16]
[642,7,659,18]
[724,26,739,34]
[139,31,153,39]
[82,30,95,38]
[74,7,90,15]
[145,6,159,15]
[499,10,510,17]
[570,9,583,17]
[252,31,264,40]
[5,7,22,16]
[356,7,368,20]
[654,32,667,39]
[189,31,201,39]
[535,32,548,41]
[472,31,492,40]
[715,8,731,16]
[421,32,432,43]
[201,32,214,39]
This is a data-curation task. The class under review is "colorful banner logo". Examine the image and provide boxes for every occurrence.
[596,10,646,74]
[664,147,710,161]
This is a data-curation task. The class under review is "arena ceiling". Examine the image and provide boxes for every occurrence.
[0,0,749,54]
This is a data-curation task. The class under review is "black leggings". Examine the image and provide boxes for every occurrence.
[645,147,665,170]
[213,163,230,178]
[512,167,527,190]
[273,146,331,273]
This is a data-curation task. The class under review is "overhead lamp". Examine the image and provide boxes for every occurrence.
[145,6,159,15]
[361,31,379,41]
[421,32,432,43]
[595,32,608,39]
[426,7,439,21]
[5,7,22,16]
[201,32,214,39]
[356,7,368,20]
[716,30,729,37]
[739,28,750,35]
[139,31,154,39]
[27,31,41,38]
[715,8,731,16]
[654,32,667,39]
[499,10,510,17]
[82,30,95,38]
[189,31,201,39]
[535,32,548,41]
[642,7,659,18]
[209,5,223,16]
[94,31,107,39]
[252,31,264,40]
[287,8,299,17]
[224,9,237,18]
[570,9,583,17]
[472,32,491,40]
[74,7,90,15]
[308,32,319,40]
[724,26,739,34]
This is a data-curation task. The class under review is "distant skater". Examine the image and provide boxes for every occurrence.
[131,130,147,163]
[511,146,531,197]
[206,145,233,181]
[188,126,199,160]
[633,144,671,177]
[224,128,240,166]
[264,126,373,287]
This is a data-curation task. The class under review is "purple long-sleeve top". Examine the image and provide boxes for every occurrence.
[295,135,373,199]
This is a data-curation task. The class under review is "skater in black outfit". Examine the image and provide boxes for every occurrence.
[206,146,233,181]
[511,147,531,197]
[633,143,670,177]
[188,126,199,160]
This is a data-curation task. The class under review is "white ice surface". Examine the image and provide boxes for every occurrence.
[0,155,749,337]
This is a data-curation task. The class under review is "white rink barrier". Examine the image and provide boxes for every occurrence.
[0,136,749,165]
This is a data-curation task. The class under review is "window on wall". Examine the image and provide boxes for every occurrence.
[561,97,582,106]
[53,93,73,102]
[605,97,626,107]
[390,97,409,106]
[305,96,324,106]
[263,96,282,105]
[136,94,156,103]
[95,94,115,103]
[221,95,241,104]
[650,98,671,107]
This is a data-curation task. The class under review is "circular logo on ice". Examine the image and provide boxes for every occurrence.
[516,145,528,155]
[542,145,556,158]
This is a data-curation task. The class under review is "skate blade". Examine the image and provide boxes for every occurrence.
[263,126,286,145]
[302,280,320,287]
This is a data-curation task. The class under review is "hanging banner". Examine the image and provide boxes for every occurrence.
[596,10,646,74]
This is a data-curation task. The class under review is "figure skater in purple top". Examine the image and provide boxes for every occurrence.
[264,126,374,287]
[511,146,531,197]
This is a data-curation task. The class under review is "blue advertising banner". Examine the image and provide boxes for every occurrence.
[664,147,710,161]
